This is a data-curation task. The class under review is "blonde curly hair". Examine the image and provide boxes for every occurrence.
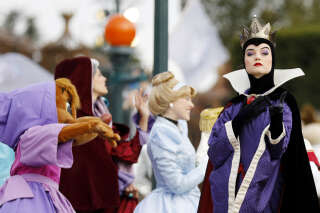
[148,72,196,116]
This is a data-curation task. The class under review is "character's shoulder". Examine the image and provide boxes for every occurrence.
[219,95,245,117]
[150,120,182,146]
[269,87,298,109]
[226,95,245,108]
[152,121,178,137]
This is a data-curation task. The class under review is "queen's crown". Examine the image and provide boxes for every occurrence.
[240,15,276,48]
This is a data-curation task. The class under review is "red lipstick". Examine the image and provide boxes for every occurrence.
[254,63,262,66]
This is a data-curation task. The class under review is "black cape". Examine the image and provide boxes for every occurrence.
[274,88,320,212]
[198,88,320,212]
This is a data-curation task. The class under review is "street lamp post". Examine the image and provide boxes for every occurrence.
[153,0,168,76]
[104,14,147,124]
[115,0,120,13]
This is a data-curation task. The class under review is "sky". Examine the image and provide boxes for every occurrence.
[0,0,113,47]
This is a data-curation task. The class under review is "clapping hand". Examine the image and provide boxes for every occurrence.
[134,88,150,118]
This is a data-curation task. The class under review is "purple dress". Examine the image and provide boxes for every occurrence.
[0,82,76,212]
[208,98,291,212]
[204,68,319,213]
[0,124,75,213]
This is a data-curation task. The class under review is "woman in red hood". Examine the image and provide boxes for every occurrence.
[55,56,150,213]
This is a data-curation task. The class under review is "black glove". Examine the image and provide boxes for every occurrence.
[232,96,270,137]
[269,91,287,139]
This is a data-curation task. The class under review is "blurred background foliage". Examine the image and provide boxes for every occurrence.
[201,0,320,48]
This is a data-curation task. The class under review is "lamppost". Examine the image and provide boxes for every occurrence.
[115,0,120,13]
[153,0,168,76]
[104,14,146,124]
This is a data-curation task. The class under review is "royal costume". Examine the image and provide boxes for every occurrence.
[55,57,149,213]
[134,116,206,213]
[198,16,320,213]
[0,82,75,213]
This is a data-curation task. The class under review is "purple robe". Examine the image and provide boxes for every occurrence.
[0,82,57,149]
[208,98,292,212]
[0,124,75,213]
[0,82,76,212]
[117,114,154,194]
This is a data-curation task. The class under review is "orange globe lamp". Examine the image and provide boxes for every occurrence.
[104,14,136,46]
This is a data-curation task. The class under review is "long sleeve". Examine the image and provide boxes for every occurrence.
[118,170,135,194]
[196,132,210,167]
[265,102,292,159]
[111,131,142,164]
[149,126,206,195]
[111,113,155,164]
[208,106,236,170]
[19,124,73,168]
[133,146,153,197]
[112,114,154,195]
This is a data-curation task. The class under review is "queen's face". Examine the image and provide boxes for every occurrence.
[170,96,194,121]
[93,69,108,96]
[244,43,272,79]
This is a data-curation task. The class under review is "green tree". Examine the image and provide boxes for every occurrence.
[200,0,320,50]
[201,0,258,49]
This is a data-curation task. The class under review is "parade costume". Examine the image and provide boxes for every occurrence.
[55,57,149,213]
[0,82,75,213]
[196,108,223,213]
[198,17,320,213]
[196,108,224,167]
[305,139,320,198]
[0,143,14,187]
[134,117,206,213]
[135,71,206,213]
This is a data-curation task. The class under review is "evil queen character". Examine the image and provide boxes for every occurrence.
[198,16,320,213]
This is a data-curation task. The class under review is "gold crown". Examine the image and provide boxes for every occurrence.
[199,107,224,133]
[240,15,276,48]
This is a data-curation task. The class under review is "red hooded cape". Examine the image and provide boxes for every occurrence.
[55,57,142,212]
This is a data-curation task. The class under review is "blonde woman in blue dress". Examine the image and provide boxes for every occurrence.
[134,72,207,213]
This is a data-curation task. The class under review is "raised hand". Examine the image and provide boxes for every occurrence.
[232,96,270,137]
[269,91,287,116]
[134,88,150,118]
[269,91,287,139]
[134,88,150,132]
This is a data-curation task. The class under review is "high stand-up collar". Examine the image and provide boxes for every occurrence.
[223,68,305,97]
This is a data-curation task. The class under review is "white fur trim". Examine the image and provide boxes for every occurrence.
[230,125,270,212]
[225,121,241,213]
[266,123,286,144]
[304,139,314,152]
